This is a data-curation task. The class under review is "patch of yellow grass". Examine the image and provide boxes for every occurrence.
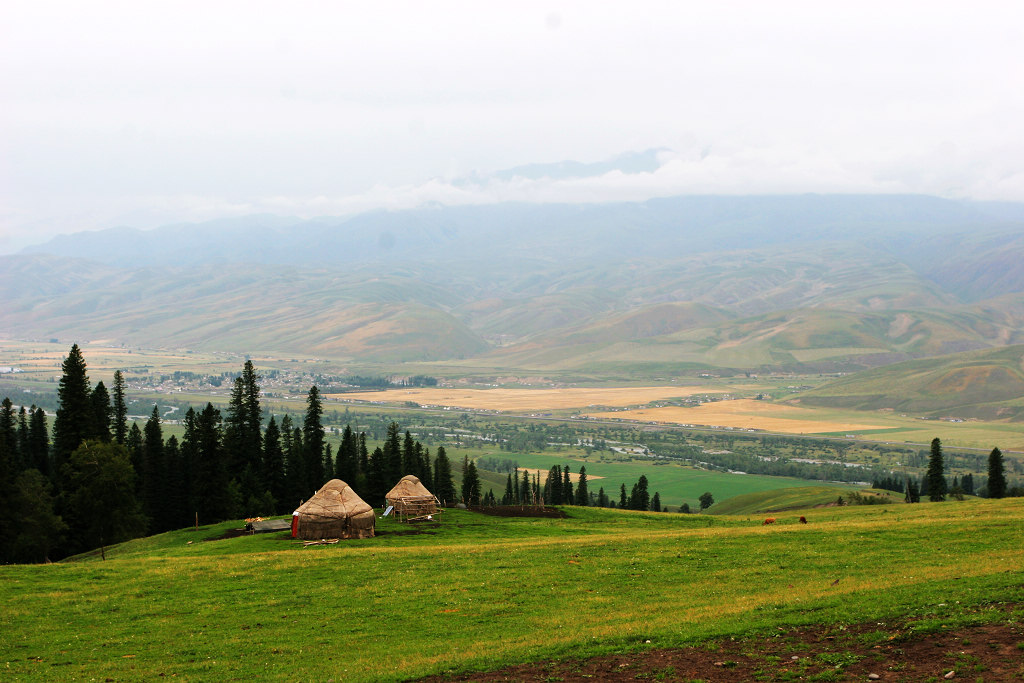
[327,386,728,412]
[517,468,603,482]
[585,399,888,434]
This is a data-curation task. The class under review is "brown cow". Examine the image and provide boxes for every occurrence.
[799,516,808,524]
[762,517,776,525]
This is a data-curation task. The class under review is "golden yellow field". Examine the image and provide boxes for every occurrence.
[585,399,889,434]
[517,467,603,482]
[328,386,728,412]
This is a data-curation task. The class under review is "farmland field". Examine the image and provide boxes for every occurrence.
[328,385,734,412]
[585,398,889,434]
[473,451,851,511]
[1,500,1022,681]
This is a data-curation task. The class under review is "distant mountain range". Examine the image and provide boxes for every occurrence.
[6,194,1024,379]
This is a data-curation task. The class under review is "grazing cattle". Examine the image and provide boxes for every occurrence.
[762,517,776,525]
[799,516,807,524]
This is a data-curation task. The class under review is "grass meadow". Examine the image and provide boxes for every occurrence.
[2,499,1022,681]
[486,450,849,510]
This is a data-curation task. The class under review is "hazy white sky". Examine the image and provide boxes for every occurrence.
[2,1,1023,253]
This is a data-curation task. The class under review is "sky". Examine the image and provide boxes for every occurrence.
[2,1,1024,253]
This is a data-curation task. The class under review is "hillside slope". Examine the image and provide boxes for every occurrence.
[791,344,1024,419]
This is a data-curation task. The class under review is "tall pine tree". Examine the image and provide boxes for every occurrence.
[302,386,325,491]
[987,447,1007,499]
[926,437,947,502]
[52,344,94,477]
[112,370,128,445]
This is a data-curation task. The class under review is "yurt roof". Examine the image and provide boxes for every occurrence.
[295,479,372,518]
[385,474,435,500]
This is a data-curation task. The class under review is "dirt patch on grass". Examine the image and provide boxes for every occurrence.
[420,605,1023,682]
[468,506,568,518]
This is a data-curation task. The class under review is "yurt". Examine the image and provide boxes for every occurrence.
[385,475,439,518]
[292,479,375,539]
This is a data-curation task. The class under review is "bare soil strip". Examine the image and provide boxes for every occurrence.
[419,603,1024,682]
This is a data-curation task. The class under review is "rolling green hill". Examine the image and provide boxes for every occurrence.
[5,198,1024,377]
[792,344,1024,419]
[706,486,897,515]
[2,501,1022,681]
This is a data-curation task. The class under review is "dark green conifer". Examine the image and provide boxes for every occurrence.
[926,437,947,502]
[302,386,325,490]
[987,447,1007,499]
[575,466,589,506]
[90,381,112,442]
[52,344,93,475]
[112,370,128,445]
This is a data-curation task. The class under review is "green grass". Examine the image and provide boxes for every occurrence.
[483,450,848,509]
[705,486,898,515]
[2,499,1023,681]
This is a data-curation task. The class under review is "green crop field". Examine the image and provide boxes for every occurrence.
[3,499,1022,681]
[477,450,850,509]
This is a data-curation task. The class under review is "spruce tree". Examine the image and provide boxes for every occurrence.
[63,440,147,558]
[241,360,263,461]
[619,483,628,508]
[382,422,403,486]
[52,344,94,476]
[597,486,608,507]
[180,407,199,522]
[503,472,514,504]
[142,406,164,531]
[224,376,248,475]
[262,416,287,513]
[302,386,325,491]
[519,467,531,504]
[126,422,143,490]
[461,456,480,505]
[90,381,112,442]
[8,469,67,563]
[962,472,975,496]
[575,466,589,506]
[905,477,920,503]
[403,431,416,476]
[16,406,29,471]
[356,432,370,493]
[163,435,186,530]
[112,370,128,445]
[0,398,16,474]
[926,437,947,502]
[367,447,387,506]
[28,407,49,476]
[562,466,573,505]
[651,492,662,512]
[0,398,15,561]
[195,402,229,522]
[987,447,1007,499]
[335,425,358,484]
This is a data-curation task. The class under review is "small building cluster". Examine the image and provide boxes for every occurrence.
[290,474,440,540]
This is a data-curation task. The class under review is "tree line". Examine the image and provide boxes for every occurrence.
[0,345,458,563]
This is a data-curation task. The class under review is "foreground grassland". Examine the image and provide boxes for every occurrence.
[2,500,1023,681]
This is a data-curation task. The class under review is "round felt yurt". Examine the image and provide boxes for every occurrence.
[293,479,375,539]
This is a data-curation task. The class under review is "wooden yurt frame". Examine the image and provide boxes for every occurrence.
[389,494,441,522]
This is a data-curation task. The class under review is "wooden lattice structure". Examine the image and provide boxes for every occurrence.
[385,475,440,521]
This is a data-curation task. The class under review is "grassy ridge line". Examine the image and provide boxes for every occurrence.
[3,501,1024,681]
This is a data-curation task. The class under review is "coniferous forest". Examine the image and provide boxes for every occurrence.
[0,345,460,563]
